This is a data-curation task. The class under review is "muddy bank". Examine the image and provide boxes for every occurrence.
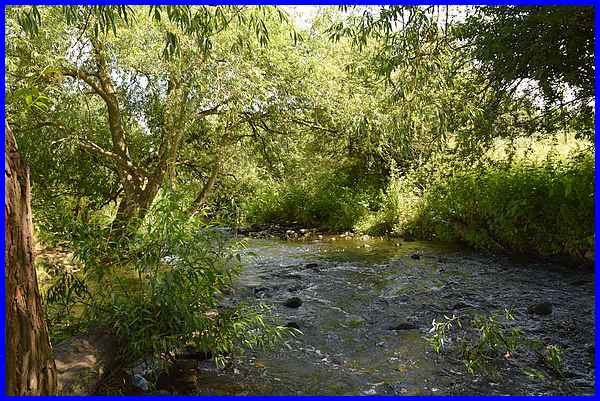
[190,235,594,395]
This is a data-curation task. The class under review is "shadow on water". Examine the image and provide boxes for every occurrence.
[194,235,594,395]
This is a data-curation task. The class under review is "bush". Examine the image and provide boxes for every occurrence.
[49,190,293,366]
[355,171,422,235]
[414,149,594,260]
[362,149,594,261]
[243,167,378,231]
[426,309,564,379]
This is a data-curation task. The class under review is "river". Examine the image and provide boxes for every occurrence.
[191,234,594,395]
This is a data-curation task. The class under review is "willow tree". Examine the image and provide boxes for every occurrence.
[5,6,300,395]
[7,5,298,232]
[327,5,593,163]
[312,7,485,174]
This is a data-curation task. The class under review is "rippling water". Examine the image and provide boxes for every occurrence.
[194,235,595,395]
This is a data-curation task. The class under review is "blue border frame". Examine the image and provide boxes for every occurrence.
[1,1,598,399]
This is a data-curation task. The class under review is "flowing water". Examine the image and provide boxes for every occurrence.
[193,235,595,395]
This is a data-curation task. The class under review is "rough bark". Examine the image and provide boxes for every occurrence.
[5,121,57,395]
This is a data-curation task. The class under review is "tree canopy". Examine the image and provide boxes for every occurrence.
[5,6,594,395]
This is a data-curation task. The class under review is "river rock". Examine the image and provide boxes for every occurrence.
[254,287,271,298]
[285,322,300,329]
[451,301,476,310]
[304,263,319,272]
[53,331,118,395]
[283,297,303,308]
[396,295,411,303]
[389,322,418,330]
[410,253,421,260]
[528,302,553,315]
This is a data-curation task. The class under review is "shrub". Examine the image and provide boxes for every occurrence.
[243,167,378,231]
[426,309,564,378]
[49,190,293,366]
[358,149,594,261]
[355,172,422,235]
[414,149,594,259]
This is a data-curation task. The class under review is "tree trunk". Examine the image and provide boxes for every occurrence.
[5,121,57,395]
[188,155,221,216]
[110,174,163,237]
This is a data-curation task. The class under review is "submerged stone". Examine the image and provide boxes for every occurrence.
[285,322,300,329]
[283,297,303,308]
[528,302,553,315]
[389,322,418,330]
[451,301,476,310]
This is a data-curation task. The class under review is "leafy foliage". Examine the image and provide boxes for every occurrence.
[414,149,594,259]
[45,191,294,365]
[13,5,299,59]
[456,6,594,140]
[458,7,594,101]
[426,308,564,378]
[6,7,594,392]
[358,147,594,261]
[243,165,379,230]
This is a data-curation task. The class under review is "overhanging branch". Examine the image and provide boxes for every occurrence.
[61,67,109,103]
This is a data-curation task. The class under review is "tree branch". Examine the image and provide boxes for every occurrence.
[61,68,109,103]
[196,97,233,118]
[77,139,146,178]
[30,120,145,179]
[188,153,222,216]
[291,116,338,135]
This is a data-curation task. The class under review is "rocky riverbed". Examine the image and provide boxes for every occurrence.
[180,233,594,395]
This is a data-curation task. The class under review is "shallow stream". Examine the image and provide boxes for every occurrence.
[193,235,594,395]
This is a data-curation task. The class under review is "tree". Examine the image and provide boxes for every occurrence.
[458,6,593,101]
[456,6,594,139]
[8,6,299,232]
[318,6,537,173]
[5,121,57,395]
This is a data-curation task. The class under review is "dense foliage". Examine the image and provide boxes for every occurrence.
[43,191,293,365]
[457,6,594,140]
[5,5,594,394]
[360,149,594,261]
